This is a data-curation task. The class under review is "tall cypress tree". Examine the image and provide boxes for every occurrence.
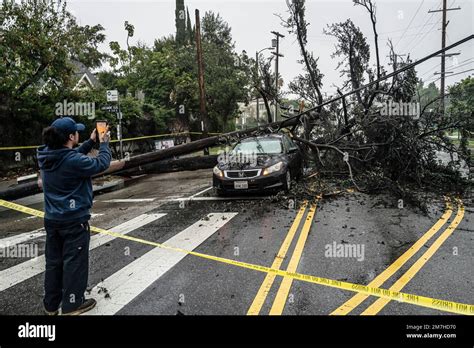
[175,0,185,46]
[186,6,193,45]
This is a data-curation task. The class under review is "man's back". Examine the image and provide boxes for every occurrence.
[38,138,111,221]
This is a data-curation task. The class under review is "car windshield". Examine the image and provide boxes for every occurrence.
[232,138,283,154]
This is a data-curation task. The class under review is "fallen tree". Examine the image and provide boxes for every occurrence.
[1,33,472,201]
[115,155,218,176]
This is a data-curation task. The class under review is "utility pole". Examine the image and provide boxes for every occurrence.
[195,9,209,155]
[256,51,260,126]
[271,31,284,122]
[255,47,274,126]
[429,0,461,115]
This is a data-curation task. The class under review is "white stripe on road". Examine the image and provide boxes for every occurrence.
[0,215,105,247]
[100,199,156,203]
[87,212,237,315]
[91,213,105,219]
[0,213,166,292]
[14,216,38,223]
[0,228,45,248]
[161,196,267,202]
[190,186,213,198]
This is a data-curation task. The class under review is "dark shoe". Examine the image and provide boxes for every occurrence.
[62,298,96,316]
[44,308,59,316]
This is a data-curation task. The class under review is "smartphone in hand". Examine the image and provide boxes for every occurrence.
[96,120,108,140]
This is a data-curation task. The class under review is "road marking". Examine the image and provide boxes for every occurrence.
[0,213,165,292]
[0,228,45,247]
[97,187,212,204]
[87,212,237,315]
[247,202,308,315]
[91,213,104,219]
[100,198,156,203]
[13,215,38,222]
[161,196,268,202]
[190,186,213,198]
[0,214,104,247]
[361,200,465,315]
[269,203,318,315]
[331,199,453,315]
[0,198,472,315]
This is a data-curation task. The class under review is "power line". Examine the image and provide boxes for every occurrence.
[393,0,425,49]
[404,18,441,54]
[424,58,474,81]
[277,35,474,128]
[420,57,474,79]
[428,0,462,113]
[379,22,438,36]
[398,0,441,53]
[425,68,474,84]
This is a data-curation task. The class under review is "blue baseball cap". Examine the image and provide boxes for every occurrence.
[51,117,85,135]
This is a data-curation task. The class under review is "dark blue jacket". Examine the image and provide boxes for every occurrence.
[37,139,111,222]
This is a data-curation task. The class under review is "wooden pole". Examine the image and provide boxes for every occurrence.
[195,9,209,155]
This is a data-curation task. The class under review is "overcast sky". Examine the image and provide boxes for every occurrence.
[68,0,473,96]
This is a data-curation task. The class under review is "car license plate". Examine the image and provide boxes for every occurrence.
[234,181,248,189]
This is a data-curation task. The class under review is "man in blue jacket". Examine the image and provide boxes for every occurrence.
[37,117,111,315]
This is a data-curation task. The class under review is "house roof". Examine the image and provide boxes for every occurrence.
[37,59,101,92]
[70,60,101,89]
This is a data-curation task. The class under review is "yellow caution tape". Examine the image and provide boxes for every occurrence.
[0,146,40,150]
[0,198,472,316]
[0,131,223,151]
[109,131,222,143]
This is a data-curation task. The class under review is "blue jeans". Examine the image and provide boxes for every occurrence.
[43,219,91,313]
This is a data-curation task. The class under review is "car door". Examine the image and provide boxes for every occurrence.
[282,135,298,176]
[286,135,302,176]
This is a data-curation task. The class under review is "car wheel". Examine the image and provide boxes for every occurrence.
[283,170,291,192]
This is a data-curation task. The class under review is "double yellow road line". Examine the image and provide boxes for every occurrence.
[331,197,465,315]
[248,200,318,315]
[248,197,468,316]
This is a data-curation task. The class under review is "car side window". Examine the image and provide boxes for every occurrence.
[281,136,291,153]
[285,135,298,151]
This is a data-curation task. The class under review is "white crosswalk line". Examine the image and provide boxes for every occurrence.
[87,212,237,315]
[0,228,45,247]
[0,213,166,292]
[0,214,105,247]
[100,199,156,203]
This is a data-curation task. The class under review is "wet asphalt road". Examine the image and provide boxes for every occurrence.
[0,169,472,315]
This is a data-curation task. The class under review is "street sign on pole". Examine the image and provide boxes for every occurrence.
[106,90,118,102]
[106,90,123,159]
[116,124,122,140]
[101,105,118,113]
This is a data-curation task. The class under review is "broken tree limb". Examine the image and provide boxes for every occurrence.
[115,155,218,176]
[278,34,474,129]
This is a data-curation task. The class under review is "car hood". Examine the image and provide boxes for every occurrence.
[216,153,286,171]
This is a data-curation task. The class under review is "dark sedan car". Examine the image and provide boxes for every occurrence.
[212,133,303,195]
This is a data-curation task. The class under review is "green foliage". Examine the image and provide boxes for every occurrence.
[186,7,194,45]
[448,77,473,163]
[102,10,253,134]
[0,0,107,147]
[416,80,440,111]
[0,0,254,156]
